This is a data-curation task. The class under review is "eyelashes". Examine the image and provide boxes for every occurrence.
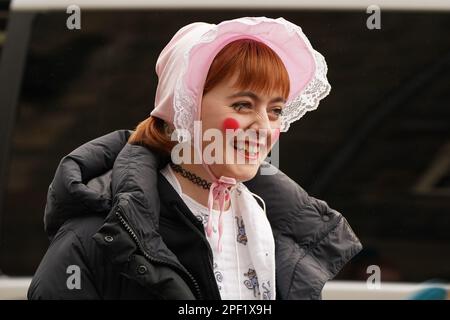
[231,102,252,111]
[231,102,284,118]
[272,108,284,116]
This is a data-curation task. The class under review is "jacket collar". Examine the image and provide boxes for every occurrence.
[44,130,132,237]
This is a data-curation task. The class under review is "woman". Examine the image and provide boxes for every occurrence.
[28,17,362,300]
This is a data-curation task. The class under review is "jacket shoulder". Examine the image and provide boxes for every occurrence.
[28,215,106,300]
[61,214,105,240]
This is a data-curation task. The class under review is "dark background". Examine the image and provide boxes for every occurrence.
[0,7,449,282]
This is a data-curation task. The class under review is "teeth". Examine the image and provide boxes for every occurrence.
[233,141,258,155]
[235,142,245,151]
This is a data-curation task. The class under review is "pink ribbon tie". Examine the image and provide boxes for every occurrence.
[206,176,236,252]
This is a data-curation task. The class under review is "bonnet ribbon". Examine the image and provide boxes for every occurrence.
[206,176,236,252]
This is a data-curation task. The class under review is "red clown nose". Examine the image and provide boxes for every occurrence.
[222,117,240,131]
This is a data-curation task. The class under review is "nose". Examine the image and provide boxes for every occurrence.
[247,108,273,146]
[248,108,271,131]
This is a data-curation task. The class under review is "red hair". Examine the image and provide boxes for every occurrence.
[204,38,290,98]
[129,38,290,153]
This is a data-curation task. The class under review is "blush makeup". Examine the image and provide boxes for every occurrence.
[222,117,240,131]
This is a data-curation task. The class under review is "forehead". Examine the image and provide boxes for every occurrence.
[216,72,285,100]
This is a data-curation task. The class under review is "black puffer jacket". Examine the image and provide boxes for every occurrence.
[28,129,362,300]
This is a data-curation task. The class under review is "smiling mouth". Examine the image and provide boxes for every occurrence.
[230,138,265,160]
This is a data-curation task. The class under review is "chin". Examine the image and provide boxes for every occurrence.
[213,163,260,182]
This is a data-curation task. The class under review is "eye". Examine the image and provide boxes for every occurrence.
[269,107,284,120]
[272,108,283,116]
[231,102,252,112]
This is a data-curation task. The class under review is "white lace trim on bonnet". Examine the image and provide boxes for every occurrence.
[171,17,331,142]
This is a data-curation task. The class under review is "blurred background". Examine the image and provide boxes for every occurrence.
[0,0,449,299]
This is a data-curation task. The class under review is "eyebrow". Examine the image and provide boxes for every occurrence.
[226,91,286,104]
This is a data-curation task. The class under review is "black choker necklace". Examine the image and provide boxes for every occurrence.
[169,162,212,190]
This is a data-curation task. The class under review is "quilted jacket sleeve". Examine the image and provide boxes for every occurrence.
[244,163,363,299]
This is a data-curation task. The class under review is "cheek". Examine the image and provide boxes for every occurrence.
[222,117,240,132]
[271,128,280,145]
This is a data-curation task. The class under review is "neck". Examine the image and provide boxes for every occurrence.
[171,163,231,211]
